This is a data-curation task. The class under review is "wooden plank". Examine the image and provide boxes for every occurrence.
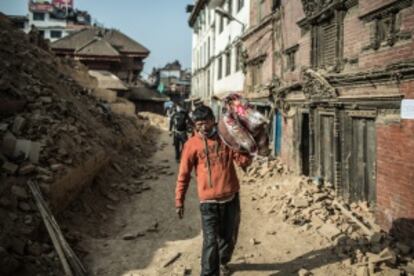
[28,181,73,276]
[366,120,376,204]
[28,181,87,276]
[356,119,366,201]
[342,114,352,200]
[324,116,332,184]
[320,115,335,185]
[329,116,335,185]
[163,252,182,268]
[333,200,374,236]
[350,118,359,201]
[315,112,321,176]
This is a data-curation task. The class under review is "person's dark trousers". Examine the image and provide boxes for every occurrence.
[173,132,188,161]
[200,194,240,276]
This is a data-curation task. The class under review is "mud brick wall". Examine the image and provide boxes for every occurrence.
[376,79,414,239]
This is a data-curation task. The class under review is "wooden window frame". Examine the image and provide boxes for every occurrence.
[225,50,232,76]
[50,30,62,38]
[33,12,45,21]
[237,0,244,12]
[235,44,242,72]
[285,44,299,72]
[310,9,345,72]
[218,56,223,80]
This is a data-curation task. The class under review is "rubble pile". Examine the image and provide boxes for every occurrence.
[243,157,290,182]
[242,157,413,276]
[279,180,413,275]
[0,14,156,275]
[278,178,372,238]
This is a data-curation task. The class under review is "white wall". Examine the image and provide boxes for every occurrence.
[28,11,66,28]
[191,0,251,103]
[213,0,250,95]
[27,11,69,42]
[191,5,216,103]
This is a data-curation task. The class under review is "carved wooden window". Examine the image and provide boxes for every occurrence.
[313,15,339,68]
[360,0,413,51]
[373,14,397,49]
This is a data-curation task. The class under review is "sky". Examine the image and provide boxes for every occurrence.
[0,0,192,76]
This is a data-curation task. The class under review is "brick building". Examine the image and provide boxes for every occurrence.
[243,0,414,238]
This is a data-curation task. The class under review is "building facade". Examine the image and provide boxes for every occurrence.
[242,0,414,238]
[26,0,91,42]
[188,0,250,115]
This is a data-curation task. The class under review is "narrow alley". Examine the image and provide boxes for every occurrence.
[58,118,407,276]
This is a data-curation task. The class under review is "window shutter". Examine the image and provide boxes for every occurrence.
[321,18,337,67]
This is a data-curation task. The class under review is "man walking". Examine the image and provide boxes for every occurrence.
[175,106,252,275]
[169,104,190,162]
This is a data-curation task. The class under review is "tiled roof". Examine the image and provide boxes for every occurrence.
[51,27,149,56]
[76,39,120,57]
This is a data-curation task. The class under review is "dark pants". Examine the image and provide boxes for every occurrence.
[200,194,240,276]
[173,132,187,161]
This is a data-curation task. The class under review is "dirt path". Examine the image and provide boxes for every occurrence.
[63,129,356,275]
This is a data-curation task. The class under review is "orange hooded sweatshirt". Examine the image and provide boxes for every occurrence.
[175,132,252,207]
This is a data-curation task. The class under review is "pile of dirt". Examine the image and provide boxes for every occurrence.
[0,14,157,275]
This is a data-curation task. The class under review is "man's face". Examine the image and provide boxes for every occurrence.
[195,119,215,136]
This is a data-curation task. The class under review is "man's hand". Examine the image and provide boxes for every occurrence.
[176,206,184,219]
[169,131,173,136]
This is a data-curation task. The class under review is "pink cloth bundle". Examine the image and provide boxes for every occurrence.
[218,93,269,156]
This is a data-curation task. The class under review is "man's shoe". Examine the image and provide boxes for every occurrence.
[220,264,231,276]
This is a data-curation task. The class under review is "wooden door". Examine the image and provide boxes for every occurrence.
[344,117,376,203]
[317,114,335,185]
